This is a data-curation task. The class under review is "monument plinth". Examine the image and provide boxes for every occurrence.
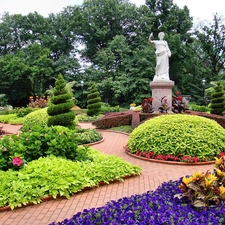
[150,80,174,112]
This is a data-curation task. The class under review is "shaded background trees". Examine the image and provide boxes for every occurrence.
[0,0,224,107]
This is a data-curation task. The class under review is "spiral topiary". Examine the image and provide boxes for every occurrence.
[128,114,225,160]
[210,81,225,115]
[47,74,75,129]
[87,83,101,116]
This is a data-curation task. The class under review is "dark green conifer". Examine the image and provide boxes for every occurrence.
[47,74,75,129]
[210,81,225,115]
[87,83,101,116]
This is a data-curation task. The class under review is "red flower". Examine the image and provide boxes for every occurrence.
[177,96,183,101]
[149,97,153,102]
[175,91,180,95]
[12,157,23,166]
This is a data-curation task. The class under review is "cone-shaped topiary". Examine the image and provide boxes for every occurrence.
[210,81,225,115]
[128,114,225,160]
[87,83,101,116]
[47,74,75,129]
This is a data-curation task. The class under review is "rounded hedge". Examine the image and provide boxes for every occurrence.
[22,108,48,130]
[22,108,78,130]
[128,114,225,160]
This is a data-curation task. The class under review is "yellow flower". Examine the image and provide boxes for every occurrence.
[204,174,217,188]
[192,171,204,181]
[219,185,225,199]
[215,157,223,166]
[182,176,193,185]
[215,169,225,177]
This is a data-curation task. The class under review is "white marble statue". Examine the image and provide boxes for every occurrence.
[149,32,171,81]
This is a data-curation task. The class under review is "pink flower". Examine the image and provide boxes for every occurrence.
[12,157,23,166]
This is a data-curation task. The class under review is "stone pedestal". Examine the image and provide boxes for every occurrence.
[150,80,174,112]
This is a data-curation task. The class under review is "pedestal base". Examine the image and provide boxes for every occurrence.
[150,80,174,112]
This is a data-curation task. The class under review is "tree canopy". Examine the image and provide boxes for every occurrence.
[0,0,224,107]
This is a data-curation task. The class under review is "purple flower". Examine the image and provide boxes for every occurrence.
[49,177,225,225]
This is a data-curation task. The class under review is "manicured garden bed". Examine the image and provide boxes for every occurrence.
[49,177,225,225]
[0,147,141,210]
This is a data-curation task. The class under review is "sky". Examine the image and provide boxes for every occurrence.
[0,0,224,22]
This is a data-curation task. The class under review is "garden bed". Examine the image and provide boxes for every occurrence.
[0,173,138,212]
[125,147,215,165]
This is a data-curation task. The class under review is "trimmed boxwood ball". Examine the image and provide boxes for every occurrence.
[128,114,225,160]
[22,108,48,130]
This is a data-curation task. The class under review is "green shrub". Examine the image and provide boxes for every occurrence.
[87,83,102,116]
[77,128,102,144]
[0,150,141,209]
[47,74,75,129]
[128,114,225,160]
[188,102,209,112]
[0,114,18,123]
[210,81,225,115]
[77,113,103,122]
[101,103,121,113]
[0,126,78,170]
[22,108,49,130]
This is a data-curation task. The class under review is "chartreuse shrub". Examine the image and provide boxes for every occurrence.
[0,113,25,124]
[87,83,101,116]
[47,74,76,129]
[0,149,141,210]
[128,114,225,160]
[22,107,78,130]
[22,108,49,129]
[0,126,78,170]
[77,128,102,145]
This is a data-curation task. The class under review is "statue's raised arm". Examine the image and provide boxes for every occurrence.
[149,32,171,81]
[149,32,153,42]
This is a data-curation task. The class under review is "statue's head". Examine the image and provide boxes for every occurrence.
[158,32,165,40]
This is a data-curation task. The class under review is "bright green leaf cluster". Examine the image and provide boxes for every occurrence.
[0,126,79,170]
[128,115,225,159]
[0,149,141,210]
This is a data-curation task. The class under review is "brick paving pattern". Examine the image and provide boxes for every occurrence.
[0,122,214,225]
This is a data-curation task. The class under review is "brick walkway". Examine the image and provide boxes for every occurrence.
[0,123,214,225]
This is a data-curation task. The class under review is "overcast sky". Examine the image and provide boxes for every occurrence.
[0,0,224,22]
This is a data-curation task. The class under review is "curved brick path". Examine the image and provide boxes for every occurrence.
[0,123,214,225]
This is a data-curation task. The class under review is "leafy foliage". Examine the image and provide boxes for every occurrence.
[188,102,209,112]
[0,150,141,210]
[47,74,76,129]
[87,83,102,116]
[76,128,102,145]
[77,113,103,122]
[128,114,225,160]
[0,43,54,107]
[22,108,49,129]
[0,126,78,170]
[210,81,225,115]
[176,156,225,208]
